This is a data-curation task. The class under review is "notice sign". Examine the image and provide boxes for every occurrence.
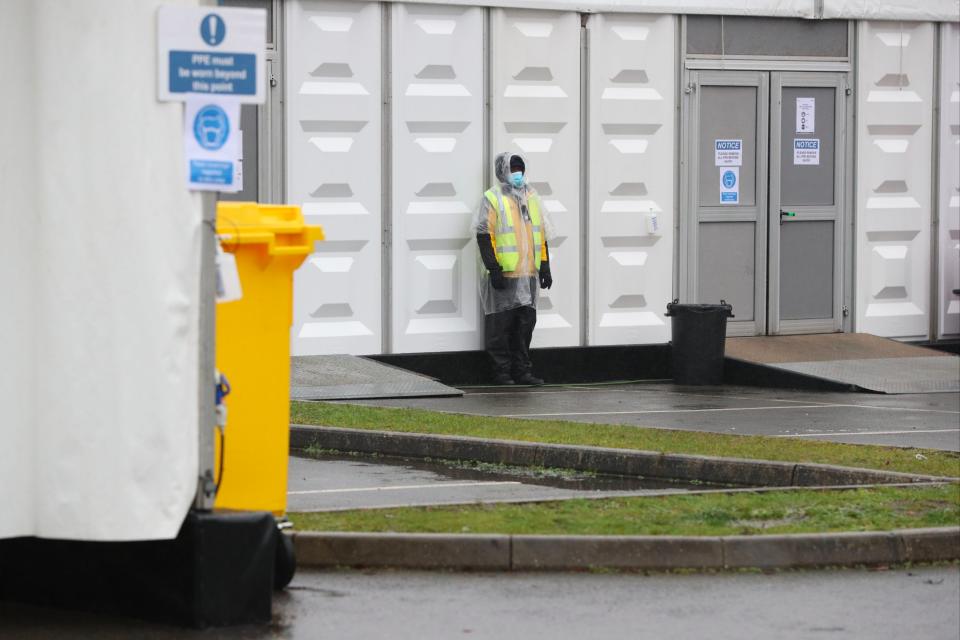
[715,139,743,166]
[796,97,815,133]
[719,167,740,204]
[158,6,266,103]
[184,100,241,192]
[793,138,820,165]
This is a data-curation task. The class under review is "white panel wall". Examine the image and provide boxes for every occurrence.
[287,0,382,355]
[855,21,935,339]
[938,23,960,338]
[391,4,485,353]
[491,9,581,347]
[587,14,674,345]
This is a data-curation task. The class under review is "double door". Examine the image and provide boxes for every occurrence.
[683,71,848,336]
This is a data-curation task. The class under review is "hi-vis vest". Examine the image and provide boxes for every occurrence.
[483,185,544,272]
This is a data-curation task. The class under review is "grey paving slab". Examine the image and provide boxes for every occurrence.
[777,356,960,394]
[286,454,694,512]
[291,354,461,400]
[4,567,957,639]
[343,382,960,451]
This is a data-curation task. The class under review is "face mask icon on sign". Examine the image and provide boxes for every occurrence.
[193,104,230,151]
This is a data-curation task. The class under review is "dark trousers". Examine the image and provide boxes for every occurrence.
[484,305,537,379]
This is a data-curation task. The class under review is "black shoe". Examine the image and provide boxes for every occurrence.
[514,373,544,386]
[492,374,515,385]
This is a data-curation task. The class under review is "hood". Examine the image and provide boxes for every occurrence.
[493,151,529,193]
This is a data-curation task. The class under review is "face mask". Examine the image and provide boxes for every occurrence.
[510,171,524,188]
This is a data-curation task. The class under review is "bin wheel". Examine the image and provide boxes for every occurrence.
[274,530,296,590]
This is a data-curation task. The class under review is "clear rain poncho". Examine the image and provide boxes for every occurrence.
[471,151,554,315]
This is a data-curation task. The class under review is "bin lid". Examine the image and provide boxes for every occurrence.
[665,299,734,317]
[216,202,323,256]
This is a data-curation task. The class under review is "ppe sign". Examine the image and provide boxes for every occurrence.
[184,100,241,192]
[715,139,742,166]
[719,168,740,204]
[160,6,264,192]
[157,6,266,104]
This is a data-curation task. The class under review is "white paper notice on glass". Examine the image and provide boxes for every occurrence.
[715,139,743,166]
[796,97,815,133]
[719,167,740,204]
[793,139,820,165]
[184,99,241,192]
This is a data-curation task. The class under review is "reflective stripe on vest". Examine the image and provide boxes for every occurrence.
[484,187,543,272]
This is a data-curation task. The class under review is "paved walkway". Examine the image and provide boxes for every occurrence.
[287,454,695,512]
[346,382,960,451]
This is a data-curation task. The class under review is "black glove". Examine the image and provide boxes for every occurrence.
[489,268,507,290]
[538,262,552,290]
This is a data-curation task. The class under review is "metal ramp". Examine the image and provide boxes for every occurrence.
[291,355,463,401]
[725,334,959,394]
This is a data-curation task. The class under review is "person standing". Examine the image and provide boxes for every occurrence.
[472,152,552,385]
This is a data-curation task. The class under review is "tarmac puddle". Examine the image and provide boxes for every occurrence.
[292,452,707,493]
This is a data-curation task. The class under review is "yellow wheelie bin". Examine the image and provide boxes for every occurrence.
[214,202,322,516]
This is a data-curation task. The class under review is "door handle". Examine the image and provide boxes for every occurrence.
[779,210,796,225]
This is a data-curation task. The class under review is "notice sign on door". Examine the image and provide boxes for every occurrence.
[793,138,820,165]
[715,139,742,166]
[719,167,740,204]
[796,97,815,133]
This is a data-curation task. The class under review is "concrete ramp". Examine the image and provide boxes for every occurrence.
[725,334,959,394]
[291,355,463,401]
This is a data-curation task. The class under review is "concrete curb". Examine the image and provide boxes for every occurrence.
[290,425,954,487]
[295,532,510,570]
[293,527,960,572]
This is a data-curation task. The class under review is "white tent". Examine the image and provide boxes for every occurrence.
[0,0,203,542]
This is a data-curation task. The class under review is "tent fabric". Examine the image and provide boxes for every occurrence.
[822,0,959,21]
[377,0,960,21]
[0,0,201,542]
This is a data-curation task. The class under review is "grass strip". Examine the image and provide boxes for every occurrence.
[290,485,960,537]
[291,401,960,478]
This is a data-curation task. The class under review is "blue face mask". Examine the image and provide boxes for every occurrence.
[510,171,525,188]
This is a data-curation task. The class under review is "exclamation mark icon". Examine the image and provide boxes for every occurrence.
[206,15,217,44]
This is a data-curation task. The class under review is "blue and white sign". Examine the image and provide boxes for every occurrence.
[157,6,265,104]
[184,100,241,192]
[719,167,740,204]
[793,138,821,165]
[715,139,743,167]
[193,104,230,150]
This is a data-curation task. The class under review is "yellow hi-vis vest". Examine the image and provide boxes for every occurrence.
[483,186,544,273]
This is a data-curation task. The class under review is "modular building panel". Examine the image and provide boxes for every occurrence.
[587,14,675,345]
[286,0,382,355]
[391,4,485,353]
[938,22,960,338]
[855,21,935,340]
[491,9,581,347]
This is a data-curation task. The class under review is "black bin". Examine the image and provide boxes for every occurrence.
[665,299,734,385]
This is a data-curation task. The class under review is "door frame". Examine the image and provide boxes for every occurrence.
[768,72,847,335]
[680,69,769,336]
[680,64,854,336]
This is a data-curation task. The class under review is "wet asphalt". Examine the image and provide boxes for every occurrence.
[3,566,957,639]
